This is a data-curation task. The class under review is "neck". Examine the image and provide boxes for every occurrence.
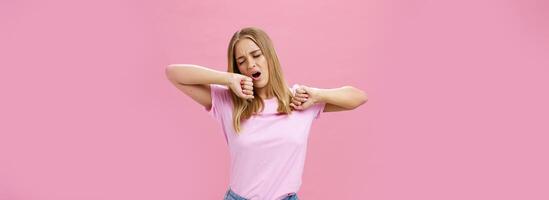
[256,87,272,100]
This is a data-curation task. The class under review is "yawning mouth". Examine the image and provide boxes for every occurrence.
[251,71,262,80]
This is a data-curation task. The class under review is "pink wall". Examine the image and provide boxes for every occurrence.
[1,0,548,199]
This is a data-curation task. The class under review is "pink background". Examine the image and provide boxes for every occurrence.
[1,0,548,199]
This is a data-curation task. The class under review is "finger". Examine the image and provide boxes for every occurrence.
[241,81,253,87]
[241,78,253,84]
[292,99,302,105]
[295,97,307,102]
[244,76,253,82]
[240,91,254,99]
[292,96,306,102]
[241,76,253,82]
[243,90,253,95]
[290,97,298,104]
[236,88,253,99]
[290,103,300,110]
[296,93,309,98]
[242,85,253,91]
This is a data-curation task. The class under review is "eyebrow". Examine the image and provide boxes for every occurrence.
[236,49,261,60]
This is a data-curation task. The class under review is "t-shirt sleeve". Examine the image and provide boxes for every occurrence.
[207,84,232,122]
[312,101,326,119]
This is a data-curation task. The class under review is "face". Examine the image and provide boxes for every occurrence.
[234,38,269,88]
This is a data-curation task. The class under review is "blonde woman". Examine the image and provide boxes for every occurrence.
[166,27,368,200]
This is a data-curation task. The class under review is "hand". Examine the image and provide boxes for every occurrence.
[227,73,254,100]
[290,85,320,110]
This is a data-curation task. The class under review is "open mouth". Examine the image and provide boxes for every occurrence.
[251,71,262,80]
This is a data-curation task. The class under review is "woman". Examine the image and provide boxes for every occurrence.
[166,27,368,200]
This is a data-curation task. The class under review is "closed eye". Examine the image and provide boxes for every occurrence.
[237,53,261,65]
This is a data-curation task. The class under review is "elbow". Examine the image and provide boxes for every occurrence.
[357,89,368,106]
[165,65,171,79]
[165,64,186,84]
[165,64,176,80]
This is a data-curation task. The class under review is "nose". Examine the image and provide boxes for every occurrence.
[247,59,256,69]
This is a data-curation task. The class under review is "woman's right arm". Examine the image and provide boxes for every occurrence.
[165,64,254,110]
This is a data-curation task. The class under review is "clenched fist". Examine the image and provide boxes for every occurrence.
[227,73,254,100]
[290,85,320,110]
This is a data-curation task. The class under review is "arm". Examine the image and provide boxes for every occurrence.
[165,64,254,110]
[316,86,368,112]
[291,85,368,112]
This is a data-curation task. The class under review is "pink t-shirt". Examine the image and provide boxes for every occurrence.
[208,84,325,200]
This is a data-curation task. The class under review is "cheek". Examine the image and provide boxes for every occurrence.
[237,65,246,74]
[259,57,268,65]
[259,58,268,72]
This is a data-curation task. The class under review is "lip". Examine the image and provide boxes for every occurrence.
[251,72,261,81]
[249,69,261,81]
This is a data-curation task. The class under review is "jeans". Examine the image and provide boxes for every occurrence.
[223,187,299,200]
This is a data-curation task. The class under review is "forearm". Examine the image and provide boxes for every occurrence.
[315,86,368,109]
[166,64,231,86]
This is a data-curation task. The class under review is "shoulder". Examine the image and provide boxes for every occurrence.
[210,84,228,90]
[210,84,232,103]
[210,84,231,96]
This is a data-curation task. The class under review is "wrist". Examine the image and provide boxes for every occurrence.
[223,72,234,86]
[312,88,326,104]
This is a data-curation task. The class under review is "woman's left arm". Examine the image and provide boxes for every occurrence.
[291,85,368,112]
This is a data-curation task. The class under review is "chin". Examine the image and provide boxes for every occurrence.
[254,84,267,89]
[254,79,268,88]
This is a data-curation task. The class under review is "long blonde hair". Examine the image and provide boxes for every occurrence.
[227,27,293,133]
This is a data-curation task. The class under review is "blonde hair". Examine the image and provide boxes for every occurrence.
[227,27,293,133]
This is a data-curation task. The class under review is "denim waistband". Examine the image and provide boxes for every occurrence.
[224,187,298,200]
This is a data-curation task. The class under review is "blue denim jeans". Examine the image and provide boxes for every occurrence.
[223,187,299,200]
